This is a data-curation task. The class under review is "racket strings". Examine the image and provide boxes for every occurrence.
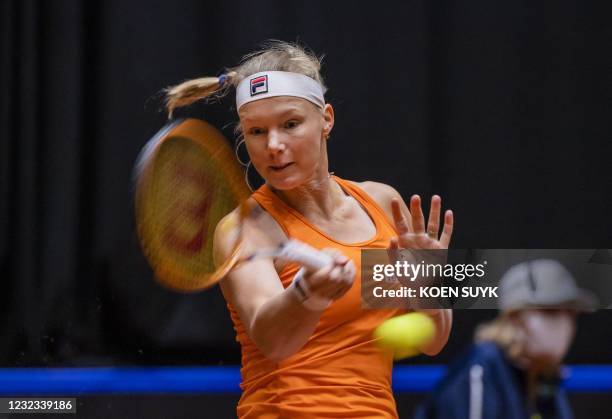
[136,119,250,291]
[162,161,237,272]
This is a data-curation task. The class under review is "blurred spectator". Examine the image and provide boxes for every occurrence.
[416,259,596,419]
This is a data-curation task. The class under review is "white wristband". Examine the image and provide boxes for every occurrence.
[289,267,332,311]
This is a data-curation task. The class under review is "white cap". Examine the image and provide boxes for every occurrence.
[499,259,597,312]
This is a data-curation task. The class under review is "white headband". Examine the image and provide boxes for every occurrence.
[235,71,325,110]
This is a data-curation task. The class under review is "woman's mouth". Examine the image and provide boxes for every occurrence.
[270,163,294,172]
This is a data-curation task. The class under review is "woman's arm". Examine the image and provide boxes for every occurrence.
[360,181,455,356]
[219,256,323,362]
[213,210,352,362]
[420,309,453,355]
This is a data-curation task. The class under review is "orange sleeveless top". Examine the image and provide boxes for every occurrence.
[227,177,403,418]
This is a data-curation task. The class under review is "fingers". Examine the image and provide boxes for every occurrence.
[320,248,349,267]
[397,194,453,249]
[311,264,353,299]
[410,195,426,234]
[387,236,402,264]
[391,198,413,235]
[305,253,355,301]
[389,236,399,249]
[439,210,454,248]
[427,195,441,239]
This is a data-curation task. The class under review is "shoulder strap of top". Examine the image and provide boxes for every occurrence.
[332,176,397,233]
[251,184,318,243]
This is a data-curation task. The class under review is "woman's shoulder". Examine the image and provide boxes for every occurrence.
[212,197,286,262]
[356,180,402,201]
[350,180,404,220]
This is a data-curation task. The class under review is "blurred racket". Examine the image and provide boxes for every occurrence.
[134,118,330,292]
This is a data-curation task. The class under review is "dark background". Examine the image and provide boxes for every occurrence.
[1,0,611,417]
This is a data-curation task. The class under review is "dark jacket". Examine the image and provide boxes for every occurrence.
[414,342,573,419]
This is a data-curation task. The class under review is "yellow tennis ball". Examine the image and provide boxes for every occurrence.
[374,312,436,360]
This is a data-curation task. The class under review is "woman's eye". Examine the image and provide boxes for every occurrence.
[285,120,300,129]
[249,128,264,136]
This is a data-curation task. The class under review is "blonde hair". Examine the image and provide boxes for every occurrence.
[164,40,327,118]
[475,313,525,360]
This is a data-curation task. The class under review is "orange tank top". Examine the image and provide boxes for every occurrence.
[227,176,403,419]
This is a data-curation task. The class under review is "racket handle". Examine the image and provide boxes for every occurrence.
[277,240,332,271]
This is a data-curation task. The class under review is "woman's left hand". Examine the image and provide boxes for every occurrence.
[389,195,453,250]
[388,194,454,349]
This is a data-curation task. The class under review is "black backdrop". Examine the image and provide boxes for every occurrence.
[1,0,611,370]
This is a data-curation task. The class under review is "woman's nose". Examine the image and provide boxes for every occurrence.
[267,131,286,153]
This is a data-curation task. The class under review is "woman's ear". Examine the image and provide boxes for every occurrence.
[322,103,334,138]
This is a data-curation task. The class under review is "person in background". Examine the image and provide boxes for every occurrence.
[415,259,596,419]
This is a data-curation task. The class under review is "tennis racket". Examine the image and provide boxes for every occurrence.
[134,118,331,292]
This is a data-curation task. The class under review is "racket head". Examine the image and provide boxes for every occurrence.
[134,118,250,292]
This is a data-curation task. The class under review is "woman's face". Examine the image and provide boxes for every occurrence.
[239,97,333,190]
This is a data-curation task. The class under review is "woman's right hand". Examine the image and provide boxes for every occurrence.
[301,248,356,302]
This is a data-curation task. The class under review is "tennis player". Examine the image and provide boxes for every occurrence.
[165,41,453,418]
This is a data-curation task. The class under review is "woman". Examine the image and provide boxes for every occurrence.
[166,41,454,418]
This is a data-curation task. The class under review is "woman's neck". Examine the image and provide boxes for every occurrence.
[270,173,345,220]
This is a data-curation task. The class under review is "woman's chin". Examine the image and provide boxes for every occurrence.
[265,172,304,190]
[263,166,326,191]
[266,178,299,190]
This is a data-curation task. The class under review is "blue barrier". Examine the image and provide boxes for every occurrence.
[0,365,610,395]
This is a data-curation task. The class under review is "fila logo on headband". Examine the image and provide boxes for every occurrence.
[250,75,268,96]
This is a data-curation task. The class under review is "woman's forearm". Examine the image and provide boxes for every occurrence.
[420,309,453,356]
[249,288,323,362]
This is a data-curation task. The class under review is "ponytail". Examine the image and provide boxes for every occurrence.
[164,71,238,118]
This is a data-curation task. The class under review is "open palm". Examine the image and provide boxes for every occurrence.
[389,195,453,250]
